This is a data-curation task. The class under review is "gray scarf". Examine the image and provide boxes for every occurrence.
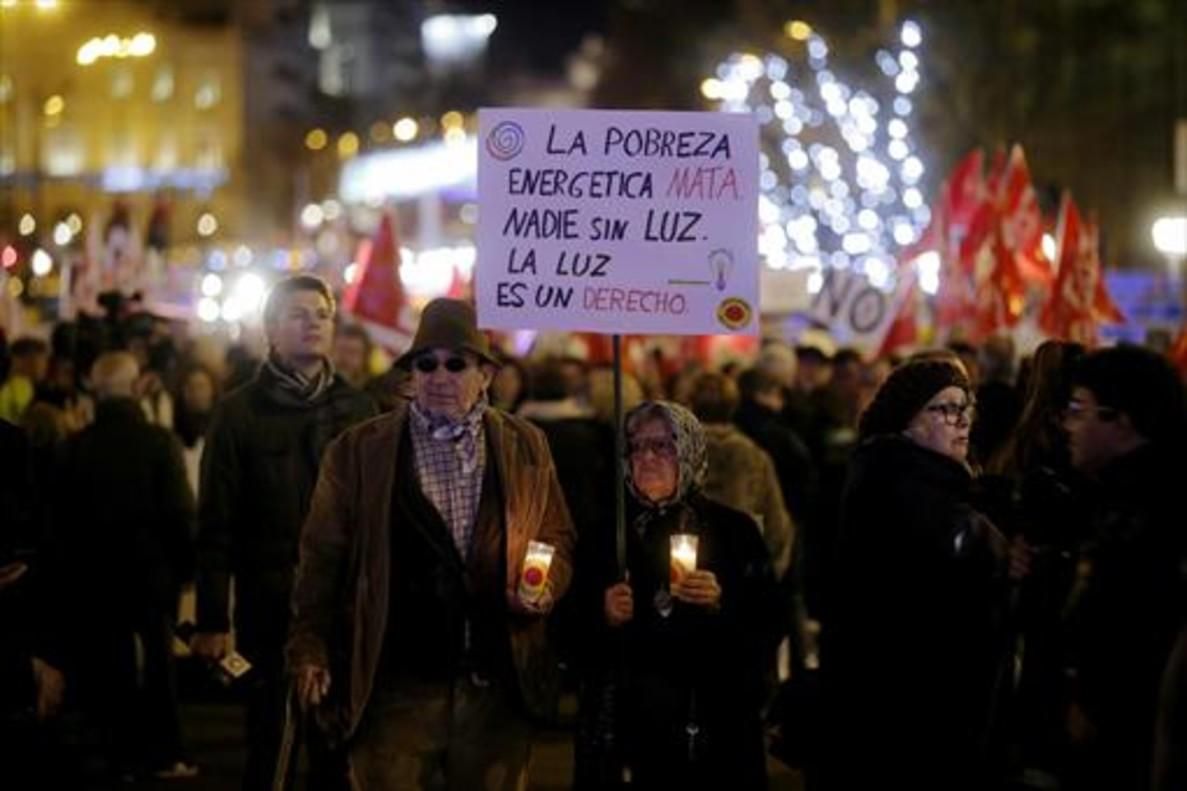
[263,353,335,405]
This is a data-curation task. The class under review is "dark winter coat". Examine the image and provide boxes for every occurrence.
[822,434,1010,789]
[286,402,576,739]
[582,493,785,789]
[734,397,817,529]
[1066,443,1186,790]
[195,364,375,655]
[56,398,196,617]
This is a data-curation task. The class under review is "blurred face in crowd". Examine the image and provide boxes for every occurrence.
[755,384,785,414]
[332,333,369,384]
[628,415,679,503]
[860,359,892,413]
[1063,387,1138,474]
[412,347,493,420]
[904,386,974,463]
[49,357,75,392]
[183,369,216,414]
[268,289,334,363]
[831,358,863,403]
[490,364,524,411]
[13,350,50,381]
[796,355,831,393]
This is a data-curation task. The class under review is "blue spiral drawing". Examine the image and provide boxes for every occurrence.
[486,121,526,161]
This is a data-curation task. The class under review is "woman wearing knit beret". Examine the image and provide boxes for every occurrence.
[819,359,1015,791]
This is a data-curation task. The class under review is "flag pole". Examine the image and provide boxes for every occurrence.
[612,334,627,578]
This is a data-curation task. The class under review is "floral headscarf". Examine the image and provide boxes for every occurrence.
[624,400,707,510]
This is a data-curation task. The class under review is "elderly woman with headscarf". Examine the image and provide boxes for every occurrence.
[820,360,1017,791]
[580,401,784,790]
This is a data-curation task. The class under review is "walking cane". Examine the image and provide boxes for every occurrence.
[272,682,302,791]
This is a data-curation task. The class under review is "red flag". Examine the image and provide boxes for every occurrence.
[1170,325,1187,375]
[984,146,1008,197]
[998,145,1053,288]
[945,149,986,231]
[1084,214,1125,325]
[1039,194,1124,346]
[972,222,1026,338]
[342,213,411,351]
[926,174,979,330]
[880,273,919,354]
[446,263,469,300]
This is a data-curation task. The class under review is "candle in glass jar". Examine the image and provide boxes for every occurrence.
[518,540,555,604]
[669,533,698,585]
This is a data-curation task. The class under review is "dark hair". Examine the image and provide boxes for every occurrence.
[947,340,977,358]
[263,275,335,326]
[1071,345,1186,442]
[174,364,220,447]
[736,367,781,400]
[335,322,372,357]
[987,340,1084,476]
[832,347,864,369]
[529,359,571,402]
[688,371,740,423]
[10,337,49,359]
[795,346,830,365]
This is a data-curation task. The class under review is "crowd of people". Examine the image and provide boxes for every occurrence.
[1,274,1185,791]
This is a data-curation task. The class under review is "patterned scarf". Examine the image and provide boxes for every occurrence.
[409,394,488,475]
[263,353,335,404]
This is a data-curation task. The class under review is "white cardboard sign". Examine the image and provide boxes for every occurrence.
[806,268,914,355]
[476,108,759,335]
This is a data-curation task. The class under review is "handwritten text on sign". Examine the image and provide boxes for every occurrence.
[807,268,914,355]
[476,109,759,335]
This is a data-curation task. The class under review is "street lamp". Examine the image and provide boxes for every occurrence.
[1151,213,1187,310]
[1152,215,1187,260]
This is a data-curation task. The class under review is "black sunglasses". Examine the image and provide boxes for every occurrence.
[414,355,472,374]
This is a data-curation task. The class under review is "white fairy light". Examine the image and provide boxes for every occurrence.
[901,20,922,49]
[876,50,900,77]
[915,250,941,294]
[864,256,891,287]
[703,24,931,272]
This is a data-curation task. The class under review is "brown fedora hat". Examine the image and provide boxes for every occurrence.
[395,298,500,370]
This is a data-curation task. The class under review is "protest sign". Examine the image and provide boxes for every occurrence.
[806,267,914,355]
[476,108,759,335]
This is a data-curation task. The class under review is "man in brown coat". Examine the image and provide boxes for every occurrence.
[287,298,576,790]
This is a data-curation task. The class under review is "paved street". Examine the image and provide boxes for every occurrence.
[95,700,805,790]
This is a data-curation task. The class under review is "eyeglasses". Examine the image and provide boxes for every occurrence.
[413,355,472,374]
[1064,400,1118,422]
[627,437,678,458]
[925,400,976,426]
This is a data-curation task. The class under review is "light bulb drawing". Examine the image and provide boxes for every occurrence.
[708,249,735,291]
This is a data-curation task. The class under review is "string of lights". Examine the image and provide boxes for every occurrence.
[701,19,931,295]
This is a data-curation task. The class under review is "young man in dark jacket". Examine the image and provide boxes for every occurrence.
[191,275,375,789]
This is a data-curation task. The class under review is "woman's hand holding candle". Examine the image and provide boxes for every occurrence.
[672,570,721,609]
